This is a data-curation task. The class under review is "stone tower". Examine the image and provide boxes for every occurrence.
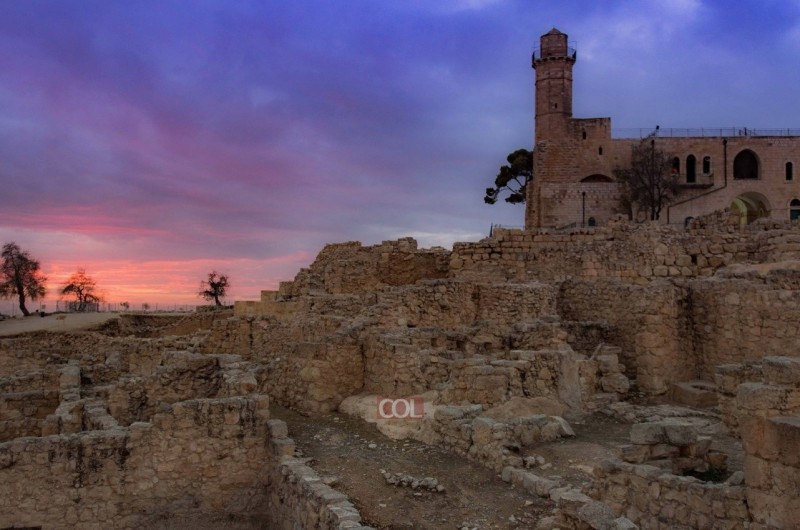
[533,28,576,143]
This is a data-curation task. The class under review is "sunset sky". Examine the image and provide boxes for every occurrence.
[1,0,799,311]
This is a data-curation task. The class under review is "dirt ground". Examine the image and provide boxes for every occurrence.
[0,312,121,336]
[0,311,194,337]
[272,401,744,530]
[272,405,563,530]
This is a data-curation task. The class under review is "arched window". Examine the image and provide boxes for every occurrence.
[686,154,697,183]
[598,146,603,155]
[787,162,794,181]
[703,156,711,174]
[587,217,597,227]
[733,150,759,179]
[582,130,587,140]
[791,199,800,221]
[672,157,680,175]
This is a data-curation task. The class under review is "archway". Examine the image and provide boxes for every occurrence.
[580,174,614,183]
[733,149,759,180]
[730,192,771,226]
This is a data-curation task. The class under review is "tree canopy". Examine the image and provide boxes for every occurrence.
[61,269,101,312]
[0,242,47,316]
[484,148,533,205]
[615,139,680,221]
[199,271,229,307]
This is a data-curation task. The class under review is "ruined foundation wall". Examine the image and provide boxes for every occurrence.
[285,238,449,298]
[736,357,800,529]
[264,419,368,529]
[589,460,750,529]
[0,396,271,529]
[451,223,800,284]
[557,279,694,393]
[690,275,800,377]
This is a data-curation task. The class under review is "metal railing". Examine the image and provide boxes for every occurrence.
[532,45,577,62]
[612,127,800,139]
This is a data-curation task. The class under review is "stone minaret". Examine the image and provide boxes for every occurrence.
[532,28,576,143]
[526,28,577,228]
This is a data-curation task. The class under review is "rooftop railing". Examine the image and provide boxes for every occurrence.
[612,127,800,139]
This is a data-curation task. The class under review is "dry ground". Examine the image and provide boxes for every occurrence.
[272,404,558,530]
[0,311,192,337]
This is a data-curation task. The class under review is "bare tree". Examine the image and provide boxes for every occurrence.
[615,138,680,221]
[0,242,47,316]
[199,271,229,307]
[61,269,101,312]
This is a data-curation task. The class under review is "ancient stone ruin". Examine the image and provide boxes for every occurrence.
[2,215,800,528]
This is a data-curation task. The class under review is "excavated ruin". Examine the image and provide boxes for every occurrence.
[1,215,800,529]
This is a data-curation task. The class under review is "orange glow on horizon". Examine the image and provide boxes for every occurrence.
[33,252,312,308]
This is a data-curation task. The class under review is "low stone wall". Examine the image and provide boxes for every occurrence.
[264,420,371,529]
[715,362,764,431]
[741,416,800,529]
[690,273,800,377]
[284,238,449,298]
[0,389,59,441]
[428,404,575,472]
[0,395,272,529]
[558,279,693,393]
[453,222,800,285]
[589,459,749,529]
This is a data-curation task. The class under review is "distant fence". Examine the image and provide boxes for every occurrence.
[0,301,197,317]
[613,127,800,139]
[489,223,524,236]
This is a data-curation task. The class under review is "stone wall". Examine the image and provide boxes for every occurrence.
[284,238,449,298]
[736,357,800,529]
[690,271,800,377]
[220,228,800,406]
[0,396,272,529]
[263,419,371,529]
[589,460,749,529]
[557,279,693,393]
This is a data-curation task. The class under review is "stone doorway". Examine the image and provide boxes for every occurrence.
[730,192,771,226]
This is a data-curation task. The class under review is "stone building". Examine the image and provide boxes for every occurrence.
[525,28,800,229]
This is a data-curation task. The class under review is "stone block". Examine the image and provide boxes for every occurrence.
[596,354,619,375]
[610,517,639,530]
[737,383,787,412]
[471,417,495,446]
[601,373,630,394]
[747,489,800,529]
[576,500,616,529]
[770,416,800,467]
[650,443,680,459]
[670,381,718,408]
[553,488,593,518]
[59,365,81,390]
[762,357,800,386]
[267,419,289,439]
[740,416,778,461]
[688,436,712,457]
[662,420,698,446]
[522,471,558,497]
[630,422,665,445]
[620,444,650,464]
[271,438,296,458]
